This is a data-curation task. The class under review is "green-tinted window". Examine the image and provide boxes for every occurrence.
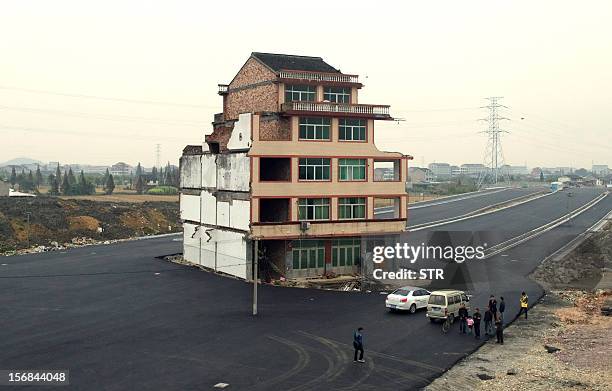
[291,240,326,270]
[332,238,361,267]
[323,87,351,103]
[338,197,366,219]
[299,117,331,140]
[298,158,330,180]
[298,198,330,220]
[339,119,366,141]
[339,158,366,181]
[285,85,316,102]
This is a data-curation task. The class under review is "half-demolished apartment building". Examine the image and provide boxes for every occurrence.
[179,52,411,281]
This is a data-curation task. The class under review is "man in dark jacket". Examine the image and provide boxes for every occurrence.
[495,313,504,344]
[488,295,498,315]
[458,303,469,334]
[499,296,506,322]
[353,327,365,363]
[473,308,482,339]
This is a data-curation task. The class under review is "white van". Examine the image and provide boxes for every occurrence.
[426,289,470,322]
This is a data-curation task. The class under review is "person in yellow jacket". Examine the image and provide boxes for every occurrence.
[519,291,529,319]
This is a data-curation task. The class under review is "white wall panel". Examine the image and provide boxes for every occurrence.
[201,191,216,225]
[202,154,217,188]
[217,201,230,227]
[229,199,250,231]
[217,153,249,192]
[180,155,202,189]
[227,113,252,151]
[180,194,201,222]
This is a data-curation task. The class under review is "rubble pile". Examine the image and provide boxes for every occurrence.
[0,197,180,255]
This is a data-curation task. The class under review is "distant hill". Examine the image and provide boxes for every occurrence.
[0,157,43,167]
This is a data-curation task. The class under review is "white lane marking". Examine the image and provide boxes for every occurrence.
[485,192,609,258]
[408,188,509,210]
[407,191,555,232]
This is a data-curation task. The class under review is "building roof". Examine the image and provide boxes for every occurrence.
[251,52,340,73]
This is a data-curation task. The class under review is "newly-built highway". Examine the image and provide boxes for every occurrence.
[1,187,610,390]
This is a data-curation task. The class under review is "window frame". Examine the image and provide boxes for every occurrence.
[285,84,316,103]
[331,238,361,267]
[298,157,331,182]
[337,197,367,220]
[292,240,325,269]
[298,198,331,221]
[298,117,332,141]
[323,86,351,104]
[338,158,367,182]
[338,118,367,142]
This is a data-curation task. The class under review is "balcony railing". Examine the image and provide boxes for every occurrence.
[281,102,391,117]
[279,70,359,84]
[218,84,229,94]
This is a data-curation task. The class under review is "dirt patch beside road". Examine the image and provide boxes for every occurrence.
[0,197,180,254]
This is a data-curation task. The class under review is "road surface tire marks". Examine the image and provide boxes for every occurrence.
[255,335,310,390]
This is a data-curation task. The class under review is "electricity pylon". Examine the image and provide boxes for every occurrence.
[477,97,510,188]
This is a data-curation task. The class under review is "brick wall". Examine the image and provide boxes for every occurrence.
[259,114,291,141]
[225,57,279,120]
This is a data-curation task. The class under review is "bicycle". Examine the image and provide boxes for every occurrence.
[441,315,453,334]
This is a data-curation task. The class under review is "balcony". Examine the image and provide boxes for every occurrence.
[218,84,229,95]
[281,102,392,120]
[279,70,359,85]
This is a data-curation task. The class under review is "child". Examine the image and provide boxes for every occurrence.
[466,315,474,335]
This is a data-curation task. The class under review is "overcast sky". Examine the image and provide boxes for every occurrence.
[1,1,610,169]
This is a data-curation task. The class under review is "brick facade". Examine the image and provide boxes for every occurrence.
[258,114,291,141]
[225,83,278,121]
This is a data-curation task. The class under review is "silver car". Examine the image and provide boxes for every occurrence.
[385,286,431,313]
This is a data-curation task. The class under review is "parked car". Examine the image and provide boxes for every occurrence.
[426,289,470,322]
[385,286,431,313]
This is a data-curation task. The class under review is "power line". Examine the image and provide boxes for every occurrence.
[0,85,218,109]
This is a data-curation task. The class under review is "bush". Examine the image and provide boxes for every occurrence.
[147,186,178,195]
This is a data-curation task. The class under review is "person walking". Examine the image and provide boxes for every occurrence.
[495,312,504,344]
[458,303,468,334]
[499,296,506,322]
[353,327,365,363]
[473,308,482,339]
[484,308,493,337]
[519,292,529,319]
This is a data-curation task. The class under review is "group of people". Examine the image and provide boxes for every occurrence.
[352,291,530,362]
[457,291,530,345]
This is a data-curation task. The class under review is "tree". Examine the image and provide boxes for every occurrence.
[55,164,62,186]
[9,167,16,186]
[103,168,110,188]
[104,174,115,195]
[135,162,143,178]
[135,175,144,194]
[151,166,158,183]
[35,165,43,188]
[76,170,95,195]
[67,168,76,186]
[539,171,544,182]
[48,174,59,195]
[61,171,70,195]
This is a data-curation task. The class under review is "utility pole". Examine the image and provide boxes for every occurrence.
[477,97,510,188]
[25,212,31,248]
[253,240,258,316]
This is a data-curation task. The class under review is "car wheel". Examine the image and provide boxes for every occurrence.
[409,304,417,314]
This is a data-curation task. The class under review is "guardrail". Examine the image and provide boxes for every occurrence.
[279,70,359,84]
[281,102,390,116]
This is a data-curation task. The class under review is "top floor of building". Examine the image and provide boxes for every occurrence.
[216,52,392,123]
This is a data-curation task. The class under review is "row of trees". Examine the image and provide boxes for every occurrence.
[46,165,95,196]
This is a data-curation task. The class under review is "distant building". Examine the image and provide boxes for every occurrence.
[110,162,132,176]
[0,181,9,197]
[504,165,529,176]
[408,167,434,183]
[450,165,461,177]
[460,163,487,178]
[428,163,451,180]
[592,164,609,176]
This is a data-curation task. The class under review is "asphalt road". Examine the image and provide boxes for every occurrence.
[1,189,610,391]
[406,187,545,226]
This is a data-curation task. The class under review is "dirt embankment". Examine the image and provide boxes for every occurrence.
[427,222,612,390]
[0,197,180,254]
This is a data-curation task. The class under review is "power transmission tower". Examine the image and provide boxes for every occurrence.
[154,144,161,170]
[477,97,510,188]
